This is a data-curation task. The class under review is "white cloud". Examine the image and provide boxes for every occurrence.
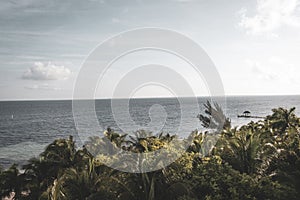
[246,57,299,84]
[112,17,121,23]
[24,83,61,91]
[239,0,300,35]
[247,59,278,81]
[89,0,105,3]
[22,62,71,80]
[172,0,196,3]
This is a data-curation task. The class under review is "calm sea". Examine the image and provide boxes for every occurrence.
[1,95,300,168]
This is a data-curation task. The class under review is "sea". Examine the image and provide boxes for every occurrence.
[1,95,300,168]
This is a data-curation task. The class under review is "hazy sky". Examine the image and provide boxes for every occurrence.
[1,0,300,100]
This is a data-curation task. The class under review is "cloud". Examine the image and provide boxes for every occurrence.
[246,57,299,83]
[172,0,196,3]
[88,0,105,3]
[248,60,278,81]
[24,83,61,91]
[22,62,71,80]
[112,17,121,23]
[239,0,300,35]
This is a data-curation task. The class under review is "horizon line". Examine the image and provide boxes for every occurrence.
[1,93,300,102]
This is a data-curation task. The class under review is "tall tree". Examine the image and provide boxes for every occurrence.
[197,101,231,131]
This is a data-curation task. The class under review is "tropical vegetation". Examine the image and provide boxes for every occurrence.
[1,103,300,199]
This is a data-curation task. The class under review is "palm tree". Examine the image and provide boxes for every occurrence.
[121,130,176,153]
[0,164,22,199]
[21,136,79,197]
[267,107,299,134]
[197,100,231,131]
[49,166,117,199]
[264,114,300,195]
[215,123,277,175]
[104,127,128,148]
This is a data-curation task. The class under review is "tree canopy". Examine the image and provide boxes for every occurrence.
[1,106,300,199]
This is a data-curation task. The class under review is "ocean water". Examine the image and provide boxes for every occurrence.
[1,95,300,168]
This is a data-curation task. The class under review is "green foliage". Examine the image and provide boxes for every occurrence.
[1,107,300,199]
[197,101,231,131]
[0,164,21,199]
[188,157,296,200]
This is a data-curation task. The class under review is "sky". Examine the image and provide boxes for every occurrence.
[0,0,300,100]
